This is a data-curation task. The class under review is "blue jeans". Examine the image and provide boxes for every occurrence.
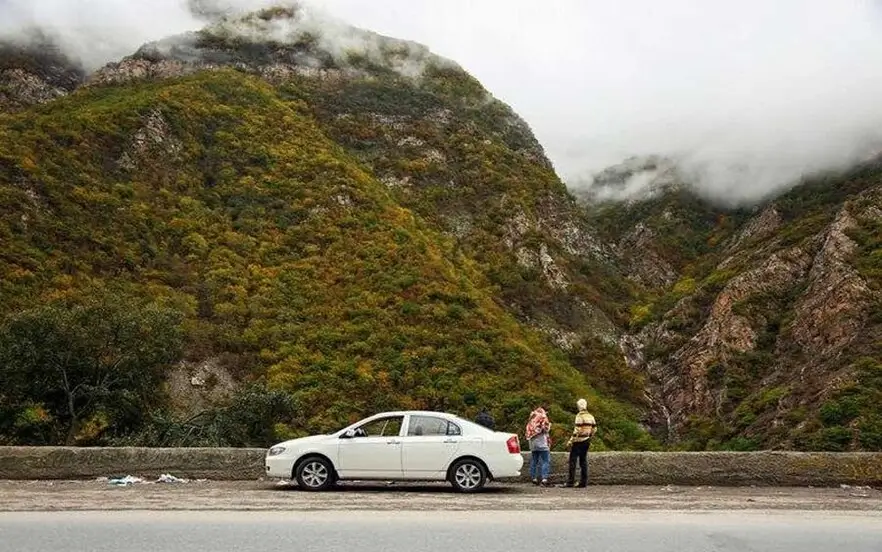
[530,450,550,480]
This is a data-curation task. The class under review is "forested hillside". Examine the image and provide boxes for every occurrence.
[0,8,652,449]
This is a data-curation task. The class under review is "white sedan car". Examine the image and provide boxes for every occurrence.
[265,410,523,492]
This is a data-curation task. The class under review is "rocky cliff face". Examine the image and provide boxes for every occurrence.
[597,163,882,450]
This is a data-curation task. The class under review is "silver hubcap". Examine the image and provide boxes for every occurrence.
[301,461,329,488]
[455,463,482,490]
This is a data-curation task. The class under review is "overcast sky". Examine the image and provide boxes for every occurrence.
[3,0,882,204]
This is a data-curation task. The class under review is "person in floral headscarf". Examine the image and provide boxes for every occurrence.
[525,406,552,486]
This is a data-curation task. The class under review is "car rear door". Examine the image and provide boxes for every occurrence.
[400,415,462,479]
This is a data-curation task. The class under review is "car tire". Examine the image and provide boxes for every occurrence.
[295,457,335,492]
[449,458,487,493]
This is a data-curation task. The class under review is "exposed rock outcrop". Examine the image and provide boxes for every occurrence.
[612,174,882,448]
[617,223,678,288]
[0,41,84,111]
[118,109,184,170]
[786,209,874,363]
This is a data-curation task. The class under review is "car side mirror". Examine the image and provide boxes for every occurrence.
[341,429,356,439]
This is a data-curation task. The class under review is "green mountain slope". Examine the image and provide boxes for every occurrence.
[0,67,653,448]
[82,6,647,410]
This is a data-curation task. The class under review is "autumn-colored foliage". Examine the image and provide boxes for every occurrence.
[0,70,655,448]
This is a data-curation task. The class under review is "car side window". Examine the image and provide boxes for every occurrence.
[446,421,462,436]
[355,416,404,437]
[407,416,458,437]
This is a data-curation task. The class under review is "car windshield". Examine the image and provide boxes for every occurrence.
[333,415,402,435]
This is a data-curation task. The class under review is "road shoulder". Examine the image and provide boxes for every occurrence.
[0,480,880,512]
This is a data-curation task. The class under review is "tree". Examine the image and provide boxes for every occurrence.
[0,297,184,445]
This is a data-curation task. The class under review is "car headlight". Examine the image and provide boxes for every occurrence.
[267,446,286,457]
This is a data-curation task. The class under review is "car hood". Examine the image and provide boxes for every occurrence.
[273,434,332,449]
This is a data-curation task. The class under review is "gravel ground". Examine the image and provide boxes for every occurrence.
[0,480,880,512]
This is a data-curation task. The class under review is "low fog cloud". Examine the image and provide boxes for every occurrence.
[3,0,882,204]
[0,0,203,68]
[0,0,296,68]
[318,0,882,205]
[0,0,433,78]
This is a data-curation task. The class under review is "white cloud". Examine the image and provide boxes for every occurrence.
[2,0,882,204]
[317,0,882,204]
[0,0,204,68]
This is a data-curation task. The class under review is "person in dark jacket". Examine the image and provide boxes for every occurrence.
[475,408,495,430]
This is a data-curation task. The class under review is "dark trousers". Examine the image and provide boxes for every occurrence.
[567,440,590,486]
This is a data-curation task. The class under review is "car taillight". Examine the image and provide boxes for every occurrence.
[506,435,520,454]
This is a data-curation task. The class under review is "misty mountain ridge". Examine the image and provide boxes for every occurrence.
[573,156,687,205]
[0,5,879,451]
[0,35,84,110]
[131,5,443,79]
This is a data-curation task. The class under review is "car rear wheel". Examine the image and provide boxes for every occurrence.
[295,457,335,492]
[450,459,487,493]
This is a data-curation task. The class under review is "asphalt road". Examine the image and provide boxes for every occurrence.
[1,511,880,552]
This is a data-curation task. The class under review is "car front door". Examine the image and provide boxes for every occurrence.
[336,416,404,479]
[400,415,462,479]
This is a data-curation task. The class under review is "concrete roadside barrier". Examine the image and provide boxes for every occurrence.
[0,447,265,481]
[0,447,880,486]
[540,451,882,487]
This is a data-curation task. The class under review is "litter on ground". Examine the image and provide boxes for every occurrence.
[108,476,144,486]
[157,474,188,484]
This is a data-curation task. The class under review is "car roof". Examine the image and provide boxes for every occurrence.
[372,410,459,418]
[343,411,499,435]
[370,411,493,431]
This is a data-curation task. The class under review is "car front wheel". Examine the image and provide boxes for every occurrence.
[295,457,335,492]
[450,459,487,493]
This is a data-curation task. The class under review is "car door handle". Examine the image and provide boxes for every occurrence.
[443,439,459,444]
[387,440,401,445]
